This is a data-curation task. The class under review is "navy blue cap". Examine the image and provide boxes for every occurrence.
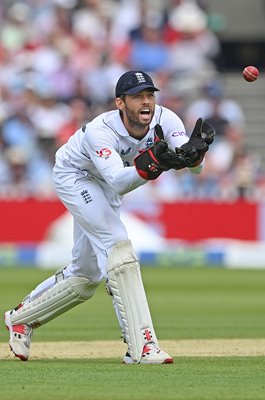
[115,71,159,97]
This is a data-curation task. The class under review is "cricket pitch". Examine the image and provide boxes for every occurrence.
[2,339,265,360]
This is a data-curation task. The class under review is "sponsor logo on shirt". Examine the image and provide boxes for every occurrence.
[96,148,112,159]
[172,131,187,137]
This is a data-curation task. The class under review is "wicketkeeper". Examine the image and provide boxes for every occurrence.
[5,70,214,363]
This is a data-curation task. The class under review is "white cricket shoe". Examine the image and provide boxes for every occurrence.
[4,310,33,361]
[123,342,173,364]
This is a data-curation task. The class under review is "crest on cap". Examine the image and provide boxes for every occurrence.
[135,72,146,83]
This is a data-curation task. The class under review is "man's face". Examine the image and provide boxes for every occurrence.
[116,90,156,130]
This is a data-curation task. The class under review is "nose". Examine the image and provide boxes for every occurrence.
[142,95,150,104]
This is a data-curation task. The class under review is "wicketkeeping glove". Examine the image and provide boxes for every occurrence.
[134,126,186,180]
[175,118,215,168]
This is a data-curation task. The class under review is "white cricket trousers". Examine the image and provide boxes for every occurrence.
[27,164,128,336]
[52,164,129,281]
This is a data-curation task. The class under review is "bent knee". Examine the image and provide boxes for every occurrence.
[66,276,101,300]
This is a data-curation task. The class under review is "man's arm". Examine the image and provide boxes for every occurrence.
[84,130,147,195]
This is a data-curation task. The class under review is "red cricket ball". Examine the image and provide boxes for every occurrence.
[242,66,259,82]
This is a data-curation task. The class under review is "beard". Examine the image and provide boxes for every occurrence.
[123,106,154,131]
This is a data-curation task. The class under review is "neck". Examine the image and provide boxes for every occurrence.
[128,125,149,140]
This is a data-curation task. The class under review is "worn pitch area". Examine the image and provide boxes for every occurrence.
[2,339,265,360]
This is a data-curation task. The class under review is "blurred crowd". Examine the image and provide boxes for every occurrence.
[0,0,264,201]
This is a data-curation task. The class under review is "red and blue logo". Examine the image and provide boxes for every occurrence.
[96,148,112,159]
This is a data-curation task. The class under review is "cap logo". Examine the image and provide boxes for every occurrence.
[135,72,146,83]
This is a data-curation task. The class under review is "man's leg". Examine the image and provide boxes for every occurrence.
[5,223,102,361]
[107,240,173,364]
[56,179,173,364]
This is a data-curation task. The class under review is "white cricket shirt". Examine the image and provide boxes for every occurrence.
[55,105,201,195]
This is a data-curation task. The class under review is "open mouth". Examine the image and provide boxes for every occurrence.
[140,108,151,117]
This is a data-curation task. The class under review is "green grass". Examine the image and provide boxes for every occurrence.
[1,266,265,400]
[1,357,265,400]
[1,266,265,341]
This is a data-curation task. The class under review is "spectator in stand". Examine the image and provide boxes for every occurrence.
[217,146,264,201]
[185,78,246,133]
[0,145,54,199]
[125,11,169,73]
[1,102,37,157]
[159,88,187,123]
[81,52,127,106]
[55,97,91,147]
[28,87,70,154]
[164,1,220,92]
[110,0,150,48]
[0,2,31,53]
[228,148,258,199]
[177,122,246,200]
[0,147,33,198]
[0,0,262,201]
[179,121,264,201]
[49,54,80,103]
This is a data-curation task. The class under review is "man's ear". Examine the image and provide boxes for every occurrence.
[115,97,124,111]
